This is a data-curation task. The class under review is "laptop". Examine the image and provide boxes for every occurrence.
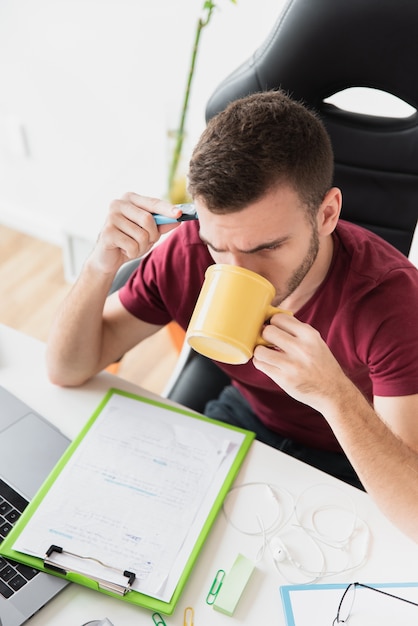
[0,385,70,626]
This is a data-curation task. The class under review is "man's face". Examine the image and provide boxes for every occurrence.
[196,185,322,308]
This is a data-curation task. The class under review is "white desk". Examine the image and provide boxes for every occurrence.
[1,323,417,625]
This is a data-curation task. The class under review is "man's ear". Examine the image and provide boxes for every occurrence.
[318,187,342,235]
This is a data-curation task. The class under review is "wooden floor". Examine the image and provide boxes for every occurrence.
[0,225,180,395]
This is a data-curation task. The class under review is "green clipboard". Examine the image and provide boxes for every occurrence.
[0,388,254,614]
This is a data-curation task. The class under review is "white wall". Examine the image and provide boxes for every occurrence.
[0,0,284,250]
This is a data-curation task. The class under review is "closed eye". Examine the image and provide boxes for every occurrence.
[199,233,290,254]
[261,242,282,251]
[245,238,290,254]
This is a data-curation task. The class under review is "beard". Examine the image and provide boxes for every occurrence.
[274,225,320,305]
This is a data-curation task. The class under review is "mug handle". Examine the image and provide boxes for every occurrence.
[256,306,292,347]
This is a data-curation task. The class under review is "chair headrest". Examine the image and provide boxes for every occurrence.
[207,0,418,118]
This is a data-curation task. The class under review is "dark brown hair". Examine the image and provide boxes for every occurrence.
[188,90,334,218]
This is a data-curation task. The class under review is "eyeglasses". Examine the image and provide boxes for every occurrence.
[333,582,418,624]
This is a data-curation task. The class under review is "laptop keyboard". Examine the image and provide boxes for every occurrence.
[0,478,39,599]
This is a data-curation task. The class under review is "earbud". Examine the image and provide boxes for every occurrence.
[274,547,287,563]
[269,536,288,562]
[269,536,303,569]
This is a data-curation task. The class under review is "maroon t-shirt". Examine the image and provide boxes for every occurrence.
[119,220,418,453]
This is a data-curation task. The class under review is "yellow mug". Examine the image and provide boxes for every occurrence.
[186,264,291,364]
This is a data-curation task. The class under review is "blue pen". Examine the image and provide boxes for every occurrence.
[153,203,198,225]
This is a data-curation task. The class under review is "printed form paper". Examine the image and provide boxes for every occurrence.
[13,393,245,602]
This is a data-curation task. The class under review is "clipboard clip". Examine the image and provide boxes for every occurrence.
[44,544,136,596]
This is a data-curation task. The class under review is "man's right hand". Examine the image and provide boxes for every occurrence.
[89,192,183,275]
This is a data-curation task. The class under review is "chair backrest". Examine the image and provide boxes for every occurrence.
[206,0,418,256]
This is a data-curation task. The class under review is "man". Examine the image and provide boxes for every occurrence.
[47,92,418,506]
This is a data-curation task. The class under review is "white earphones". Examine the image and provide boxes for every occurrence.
[269,536,302,568]
[268,531,328,584]
[269,536,288,563]
[222,481,370,585]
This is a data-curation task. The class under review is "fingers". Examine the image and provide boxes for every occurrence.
[260,314,315,356]
[104,193,182,259]
[89,193,183,275]
[121,192,182,226]
[254,314,317,377]
[253,316,300,378]
[108,198,155,254]
[253,313,344,410]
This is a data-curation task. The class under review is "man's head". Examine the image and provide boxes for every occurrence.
[188,91,341,309]
[188,90,334,221]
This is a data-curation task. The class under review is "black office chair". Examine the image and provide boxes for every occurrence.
[116,0,418,411]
